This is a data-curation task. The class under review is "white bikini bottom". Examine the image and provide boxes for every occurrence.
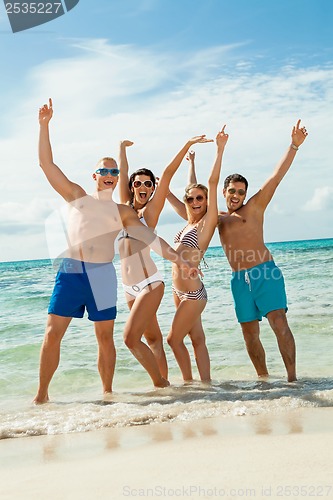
[122,270,164,298]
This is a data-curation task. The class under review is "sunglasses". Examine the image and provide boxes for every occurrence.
[95,168,120,177]
[228,188,246,196]
[132,180,154,188]
[186,195,205,204]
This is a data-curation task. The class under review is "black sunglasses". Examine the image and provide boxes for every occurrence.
[228,188,246,195]
[186,195,205,204]
[95,168,120,177]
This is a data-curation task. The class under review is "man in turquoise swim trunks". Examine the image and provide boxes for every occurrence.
[218,120,308,382]
[33,99,197,403]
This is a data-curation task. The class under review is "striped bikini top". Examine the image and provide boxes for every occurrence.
[174,225,200,250]
[174,224,208,269]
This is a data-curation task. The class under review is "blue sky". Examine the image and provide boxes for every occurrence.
[0,0,332,261]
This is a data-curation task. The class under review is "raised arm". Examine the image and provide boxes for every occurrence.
[39,98,84,202]
[166,191,187,220]
[207,127,228,218]
[254,119,308,209]
[187,150,198,185]
[165,149,199,221]
[200,126,229,247]
[144,135,213,227]
[118,140,134,203]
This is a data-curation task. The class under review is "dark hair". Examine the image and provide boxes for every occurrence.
[223,173,248,191]
[129,168,156,206]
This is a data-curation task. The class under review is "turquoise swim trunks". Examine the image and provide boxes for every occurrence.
[48,258,117,321]
[231,260,287,323]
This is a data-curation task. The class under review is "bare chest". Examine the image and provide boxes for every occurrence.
[68,197,122,245]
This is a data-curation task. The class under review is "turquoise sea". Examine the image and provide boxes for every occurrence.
[0,239,332,439]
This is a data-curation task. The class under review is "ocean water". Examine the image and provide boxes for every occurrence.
[0,239,332,439]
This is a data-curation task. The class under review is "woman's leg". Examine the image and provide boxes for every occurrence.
[167,298,206,382]
[123,283,169,387]
[143,313,168,379]
[188,315,211,382]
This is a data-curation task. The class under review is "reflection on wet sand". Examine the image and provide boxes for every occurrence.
[2,407,331,470]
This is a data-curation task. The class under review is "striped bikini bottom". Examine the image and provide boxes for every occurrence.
[172,282,208,302]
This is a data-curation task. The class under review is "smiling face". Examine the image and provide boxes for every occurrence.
[93,158,119,191]
[131,174,155,206]
[223,181,247,212]
[184,186,208,220]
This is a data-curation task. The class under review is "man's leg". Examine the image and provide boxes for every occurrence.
[94,320,116,394]
[266,309,297,382]
[240,320,269,378]
[33,314,72,404]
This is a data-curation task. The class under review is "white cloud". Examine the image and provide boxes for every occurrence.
[0,198,56,223]
[269,204,290,216]
[0,39,332,260]
[303,187,333,212]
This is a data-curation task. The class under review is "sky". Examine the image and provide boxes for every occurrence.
[0,0,332,262]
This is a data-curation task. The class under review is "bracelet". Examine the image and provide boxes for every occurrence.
[290,143,299,151]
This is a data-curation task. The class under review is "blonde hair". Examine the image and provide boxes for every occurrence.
[95,157,118,169]
[183,183,208,202]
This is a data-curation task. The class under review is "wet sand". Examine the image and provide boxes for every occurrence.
[1,407,332,500]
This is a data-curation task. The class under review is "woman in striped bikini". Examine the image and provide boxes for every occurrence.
[167,126,229,383]
[118,135,213,387]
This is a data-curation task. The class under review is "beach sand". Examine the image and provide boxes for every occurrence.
[1,407,332,500]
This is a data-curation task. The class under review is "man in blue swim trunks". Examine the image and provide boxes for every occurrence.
[218,120,308,382]
[33,99,197,403]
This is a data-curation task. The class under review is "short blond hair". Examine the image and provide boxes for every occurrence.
[95,157,118,169]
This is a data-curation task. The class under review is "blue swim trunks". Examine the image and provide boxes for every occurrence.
[231,260,287,323]
[48,258,117,321]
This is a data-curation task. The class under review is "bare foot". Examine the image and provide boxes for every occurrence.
[154,377,170,388]
[103,391,113,402]
[200,379,212,386]
[33,395,49,405]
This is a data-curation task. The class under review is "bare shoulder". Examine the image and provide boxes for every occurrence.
[136,194,163,228]
[217,212,228,226]
[140,202,154,221]
[117,202,137,223]
[145,186,162,205]
[118,203,133,216]
[245,191,265,213]
[71,183,87,200]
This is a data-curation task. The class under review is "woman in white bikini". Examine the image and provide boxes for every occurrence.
[118,136,213,387]
[166,126,229,382]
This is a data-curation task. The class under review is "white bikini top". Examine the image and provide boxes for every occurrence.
[118,215,148,241]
